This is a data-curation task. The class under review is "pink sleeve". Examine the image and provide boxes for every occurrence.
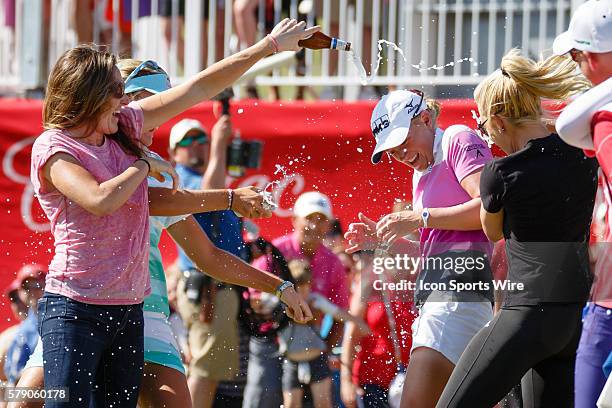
[249,254,274,297]
[252,254,273,273]
[118,102,145,141]
[30,132,81,195]
[447,130,493,183]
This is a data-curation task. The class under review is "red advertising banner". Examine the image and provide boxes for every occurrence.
[0,97,481,329]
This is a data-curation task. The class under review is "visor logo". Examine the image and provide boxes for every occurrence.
[372,114,390,136]
[405,100,417,116]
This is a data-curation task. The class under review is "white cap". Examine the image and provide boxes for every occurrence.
[553,0,612,55]
[293,192,333,219]
[370,89,426,164]
[169,119,207,150]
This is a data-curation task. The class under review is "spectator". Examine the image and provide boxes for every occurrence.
[340,252,415,408]
[280,259,368,408]
[3,265,45,386]
[4,281,28,323]
[553,2,612,406]
[170,115,246,408]
[244,191,349,408]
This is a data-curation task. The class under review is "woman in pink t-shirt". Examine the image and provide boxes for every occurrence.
[32,20,317,408]
[345,90,494,407]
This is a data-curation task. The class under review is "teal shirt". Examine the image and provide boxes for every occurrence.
[144,155,186,317]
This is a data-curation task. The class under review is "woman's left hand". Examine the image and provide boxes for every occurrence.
[280,286,313,324]
[376,210,423,245]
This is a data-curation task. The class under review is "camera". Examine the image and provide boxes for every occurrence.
[227,132,263,177]
[213,88,264,178]
[183,268,212,304]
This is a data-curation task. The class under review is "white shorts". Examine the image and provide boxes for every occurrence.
[410,301,493,365]
[25,311,184,375]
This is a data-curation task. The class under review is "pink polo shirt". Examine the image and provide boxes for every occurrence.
[253,233,349,309]
[412,125,493,257]
[30,103,150,305]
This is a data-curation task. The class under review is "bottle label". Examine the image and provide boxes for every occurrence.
[332,38,349,51]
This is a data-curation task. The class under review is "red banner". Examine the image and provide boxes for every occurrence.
[0,97,481,329]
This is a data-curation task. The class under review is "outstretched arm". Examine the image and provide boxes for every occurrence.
[167,215,312,323]
[138,20,320,131]
[148,186,270,218]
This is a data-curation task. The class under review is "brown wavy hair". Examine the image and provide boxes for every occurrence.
[43,45,144,157]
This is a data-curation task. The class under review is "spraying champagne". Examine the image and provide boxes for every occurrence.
[298,31,351,51]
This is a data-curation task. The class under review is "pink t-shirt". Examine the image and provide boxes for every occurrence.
[412,125,492,257]
[253,233,349,309]
[30,103,150,305]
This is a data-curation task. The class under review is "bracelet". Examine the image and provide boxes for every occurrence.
[227,189,234,210]
[135,158,150,173]
[275,280,294,299]
[266,34,279,54]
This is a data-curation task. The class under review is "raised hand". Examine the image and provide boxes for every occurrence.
[376,210,423,245]
[232,186,272,218]
[269,18,320,52]
[142,156,179,192]
[344,212,379,254]
[279,285,313,324]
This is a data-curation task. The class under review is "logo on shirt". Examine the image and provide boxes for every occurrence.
[372,114,390,137]
[466,143,486,159]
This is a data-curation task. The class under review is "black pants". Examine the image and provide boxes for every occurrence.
[437,303,583,408]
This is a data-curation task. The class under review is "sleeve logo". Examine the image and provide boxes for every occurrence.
[466,143,486,158]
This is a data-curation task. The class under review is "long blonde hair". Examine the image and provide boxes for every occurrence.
[474,48,590,128]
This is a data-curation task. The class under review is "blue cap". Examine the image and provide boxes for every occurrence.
[123,60,171,95]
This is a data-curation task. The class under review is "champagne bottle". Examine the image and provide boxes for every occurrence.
[298,31,351,51]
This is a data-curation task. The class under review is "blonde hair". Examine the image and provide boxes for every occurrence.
[425,97,441,128]
[474,48,590,128]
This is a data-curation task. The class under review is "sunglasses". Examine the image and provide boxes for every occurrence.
[476,118,489,138]
[569,49,584,63]
[408,88,425,120]
[177,134,209,147]
[110,80,125,99]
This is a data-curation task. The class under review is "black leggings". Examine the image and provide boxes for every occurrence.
[436,303,583,408]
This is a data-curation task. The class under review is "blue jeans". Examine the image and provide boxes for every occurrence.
[575,303,612,408]
[38,293,144,408]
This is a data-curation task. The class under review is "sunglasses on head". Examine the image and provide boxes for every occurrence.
[177,133,209,147]
[476,118,489,137]
[123,60,168,84]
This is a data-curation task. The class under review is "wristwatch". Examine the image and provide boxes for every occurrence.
[275,280,294,299]
[421,208,430,228]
